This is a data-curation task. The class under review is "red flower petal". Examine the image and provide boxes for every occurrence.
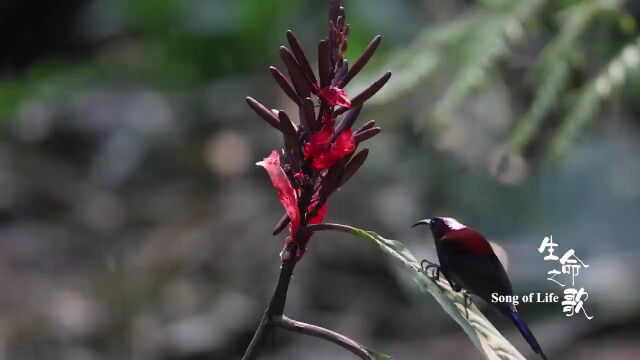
[305,127,355,170]
[309,203,327,225]
[311,153,335,170]
[318,86,351,108]
[304,125,332,159]
[331,128,356,160]
[256,151,300,235]
[284,202,328,258]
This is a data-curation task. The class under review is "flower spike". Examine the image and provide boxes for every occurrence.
[248,0,390,259]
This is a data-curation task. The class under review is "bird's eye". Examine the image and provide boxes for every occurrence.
[432,218,449,230]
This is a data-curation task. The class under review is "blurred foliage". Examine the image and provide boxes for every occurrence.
[364,0,640,161]
[0,0,421,120]
[3,0,640,160]
[0,0,306,118]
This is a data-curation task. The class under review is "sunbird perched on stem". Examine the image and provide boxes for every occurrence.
[412,217,548,360]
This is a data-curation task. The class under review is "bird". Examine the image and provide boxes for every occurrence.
[412,216,548,360]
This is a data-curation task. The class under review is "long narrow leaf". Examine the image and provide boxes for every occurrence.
[314,224,526,360]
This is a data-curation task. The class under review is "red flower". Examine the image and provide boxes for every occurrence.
[318,86,351,108]
[257,151,329,258]
[305,125,355,170]
[257,151,300,235]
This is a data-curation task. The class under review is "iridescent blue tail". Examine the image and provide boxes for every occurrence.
[505,305,548,360]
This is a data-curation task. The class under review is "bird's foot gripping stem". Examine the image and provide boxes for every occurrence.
[462,290,471,319]
[420,259,441,281]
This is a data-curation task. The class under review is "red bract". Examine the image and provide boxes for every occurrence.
[257,151,300,234]
[307,203,327,238]
[304,125,355,170]
[318,86,351,108]
[285,202,328,257]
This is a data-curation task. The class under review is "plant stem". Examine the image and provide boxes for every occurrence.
[241,309,269,360]
[241,244,298,360]
[241,229,376,359]
[306,223,358,234]
[272,315,372,359]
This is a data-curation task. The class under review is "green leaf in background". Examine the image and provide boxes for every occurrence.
[313,224,526,360]
[549,35,640,160]
[509,0,601,156]
[352,0,637,163]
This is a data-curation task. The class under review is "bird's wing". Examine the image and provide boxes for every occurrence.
[441,228,494,256]
[438,239,514,298]
[489,252,513,295]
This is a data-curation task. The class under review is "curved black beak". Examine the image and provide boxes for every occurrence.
[411,219,431,228]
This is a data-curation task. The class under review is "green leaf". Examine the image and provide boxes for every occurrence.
[364,347,392,360]
[317,224,526,360]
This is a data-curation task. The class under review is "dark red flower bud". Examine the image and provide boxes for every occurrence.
[355,119,376,134]
[246,97,281,131]
[331,105,362,143]
[272,213,291,236]
[277,111,302,159]
[329,1,343,26]
[317,40,332,88]
[280,47,313,98]
[354,127,381,143]
[301,97,317,133]
[286,31,318,87]
[338,148,369,187]
[332,60,348,86]
[269,66,300,105]
[336,71,391,114]
[316,103,328,127]
[338,35,382,88]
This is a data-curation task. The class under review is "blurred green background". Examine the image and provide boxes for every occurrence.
[1,0,639,359]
